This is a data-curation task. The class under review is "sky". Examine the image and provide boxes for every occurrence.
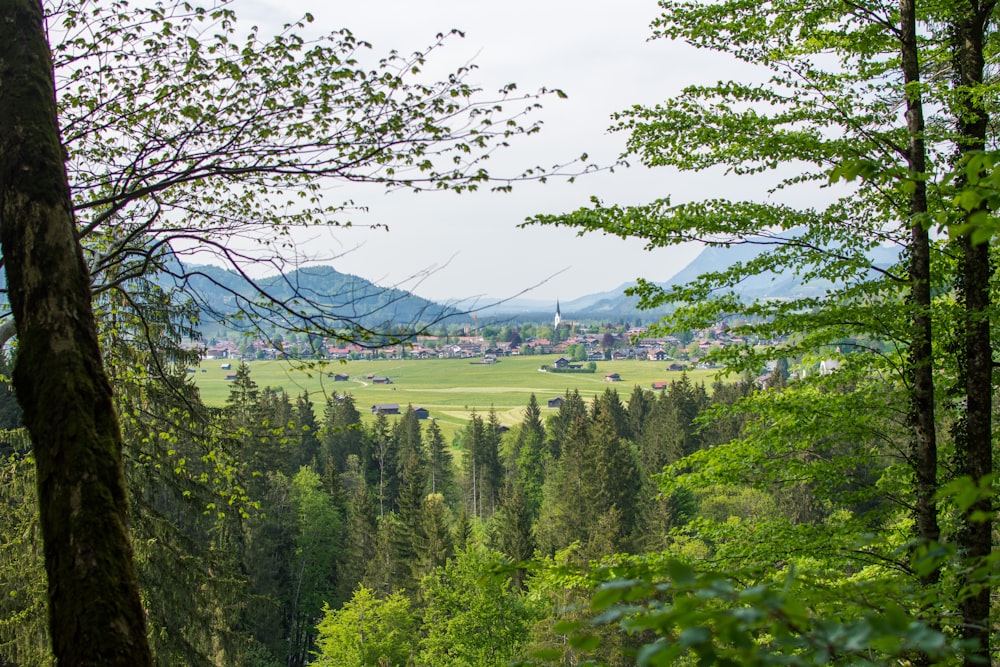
[233,0,768,305]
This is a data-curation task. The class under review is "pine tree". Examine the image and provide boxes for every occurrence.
[393,406,425,479]
[415,493,454,585]
[668,373,709,456]
[337,461,378,603]
[590,388,631,440]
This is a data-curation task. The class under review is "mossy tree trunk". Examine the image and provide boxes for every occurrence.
[951,3,995,663]
[0,0,153,664]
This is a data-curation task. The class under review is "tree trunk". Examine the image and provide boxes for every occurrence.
[900,0,941,578]
[0,0,153,664]
[951,3,995,663]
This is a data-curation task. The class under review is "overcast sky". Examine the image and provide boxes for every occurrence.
[234,0,769,305]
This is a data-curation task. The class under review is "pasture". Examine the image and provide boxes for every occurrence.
[193,355,720,439]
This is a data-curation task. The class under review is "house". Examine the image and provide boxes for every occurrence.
[552,357,583,370]
[331,373,349,382]
[220,363,232,370]
[547,397,565,409]
[413,407,430,420]
[652,381,669,390]
[604,372,621,382]
[225,373,237,380]
[647,349,668,362]
[371,403,401,415]
[819,359,840,375]
[372,376,392,384]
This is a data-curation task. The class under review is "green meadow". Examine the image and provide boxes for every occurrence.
[194,355,719,440]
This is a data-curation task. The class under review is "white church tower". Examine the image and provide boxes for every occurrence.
[554,300,562,329]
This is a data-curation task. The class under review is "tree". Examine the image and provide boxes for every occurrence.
[313,586,416,667]
[28,0,579,349]
[293,392,321,470]
[287,467,342,667]
[527,0,997,659]
[418,545,537,667]
[489,484,535,590]
[425,419,455,499]
[507,394,547,517]
[391,450,428,594]
[0,0,152,662]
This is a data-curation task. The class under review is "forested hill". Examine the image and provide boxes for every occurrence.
[167,263,464,331]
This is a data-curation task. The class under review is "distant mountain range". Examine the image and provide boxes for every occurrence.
[0,241,900,331]
[475,240,901,319]
[164,263,462,332]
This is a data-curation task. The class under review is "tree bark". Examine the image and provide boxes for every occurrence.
[951,2,995,663]
[0,0,153,664]
[900,0,941,577]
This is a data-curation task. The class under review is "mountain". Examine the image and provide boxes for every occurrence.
[483,239,902,320]
[169,263,465,332]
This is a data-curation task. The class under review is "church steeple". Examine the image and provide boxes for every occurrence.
[554,299,562,328]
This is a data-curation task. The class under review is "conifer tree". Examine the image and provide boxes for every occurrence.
[490,484,535,590]
[426,418,455,499]
[511,394,548,517]
[293,392,321,470]
[391,450,428,595]
[369,412,397,517]
[337,459,379,603]
[394,406,425,472]
[415,493,454,585]
[590,388,631,440]
[545,389,587,459]
[625,385,653,443]
[320,394,364,474]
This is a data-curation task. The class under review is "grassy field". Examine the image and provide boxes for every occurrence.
[193,355,719,440]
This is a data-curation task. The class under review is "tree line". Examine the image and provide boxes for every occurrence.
[0,349,755,665]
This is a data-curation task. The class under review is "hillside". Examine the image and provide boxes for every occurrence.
[170,263,467,333]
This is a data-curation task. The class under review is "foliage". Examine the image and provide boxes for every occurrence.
[419,545,539,667]
[38,0,579,346]
[313,586,417,667]
[555,558,964,667]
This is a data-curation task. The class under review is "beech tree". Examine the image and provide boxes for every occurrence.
[528,0,996,661]
[26,0,576,347]
[0,0,152,662]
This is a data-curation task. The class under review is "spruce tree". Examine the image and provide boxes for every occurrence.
[391,450,428,595]
[425,418,454,499]
[320,394,364,474]
[546,389,586,459]
[490,484,535,590]
[293,391,321,470]
[512,394,547,518]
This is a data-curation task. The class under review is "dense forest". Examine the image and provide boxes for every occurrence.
[1,0,999,664]
[0,347,756,665]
